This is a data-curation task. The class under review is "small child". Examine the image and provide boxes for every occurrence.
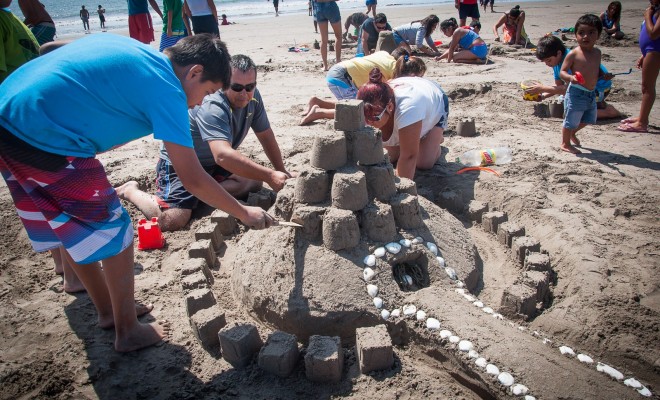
[97,5,105,30]
[558,14,603,154]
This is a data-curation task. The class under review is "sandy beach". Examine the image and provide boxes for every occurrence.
[0,0,659,399]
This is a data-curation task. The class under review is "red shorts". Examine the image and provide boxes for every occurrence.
[129,13,155,44]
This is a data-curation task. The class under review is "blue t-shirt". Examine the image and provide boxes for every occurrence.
[127,0,149,15]
[553,48,612,94]
[0,34,191,158]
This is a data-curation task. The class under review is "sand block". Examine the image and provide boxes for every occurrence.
[334,99,365,132]
[549,100,564,118]
[356,324,394,374]
[322,208,360,251]
[311,132,347,170]
[482,211,507,233]
[345,126,383,165]
[180,257,208,278]
[219,324,264,368]
[210,209,237,236]
[305,335,343,383]
[500,284,538,320]
[391,193,423,229]
[195,221,224,251]
[258,331,299,377]
[185,288,217,318]
[291,205,325,240]
[331,168,368,211]
[496,222,525,248]
[188,239,216,268]
[512,236,541,265]
[247,189,275,211]
[468,200,489,223]
[533,103,550,118]
[375,31,397,54]
[362,163,396,202]
[361,201,397,242]
[436,190,464,213]
[525,252,551,272]
[395,177,417,196]
[189,306,226,349]
[457,118,477,137]
[181,271,209,292]
[271,180,296,221]
[522,270,551,304]
[294,167,330,204]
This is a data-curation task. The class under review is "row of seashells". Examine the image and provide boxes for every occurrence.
[361,238,536,399]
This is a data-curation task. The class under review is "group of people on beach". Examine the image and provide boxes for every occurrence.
[79,4,106,32]
[0,0,658,354]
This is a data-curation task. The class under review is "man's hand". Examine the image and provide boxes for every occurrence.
[526,85,544,95]
[268,170,295,192]
[240,206,275,230]
[603,72,614,81]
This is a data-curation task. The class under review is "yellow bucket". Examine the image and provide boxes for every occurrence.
[520,79,541,101]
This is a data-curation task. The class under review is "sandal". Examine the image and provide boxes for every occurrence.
[617,123,648,133]
[620,117,637,124]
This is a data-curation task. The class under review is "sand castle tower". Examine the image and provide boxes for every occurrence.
[230,100,479,342]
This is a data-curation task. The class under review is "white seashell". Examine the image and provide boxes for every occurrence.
[624,378,642,389]
[436,256,446,268]
[455,288,466,295]
[426,242,438,255]
[475,357,487,368]
[524,396,536,400]
[403,304,417,316]
[439,329,453,339]
[458,340,473,352]
[518,326,526,331]
[638,387,652,397]
[386,242,402,254]
[390,308,401,318]
[399,239,412,248]
[596,362,623,380]
[456,281,465,288]
[542,338,552,345]
[463,294,476,302]
[426,318,441,330]
[373,297,383,309]
[483,307,494,314]
[416,310,427,321]
[445,267,457,280]
[374,247,386,257]
[449,335,460,344]
[577,354,593,364]
[497,372,514,386]
[363,267,375,281]
[412,236,424,244]
[367,284,378,298]
[559,346,575,356]
[381,309,390,320]
[492,313,504,320]
[473,301,484,308]
[486,364,500,375]
[363,254,376,267]
[532,331,541,337]
[468,350,479,359]
[512,384,529,395]
[403,274,413,286]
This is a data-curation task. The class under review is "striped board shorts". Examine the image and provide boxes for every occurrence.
[31,22,56,45]
[0,129,133,264]
[159,31,187,52]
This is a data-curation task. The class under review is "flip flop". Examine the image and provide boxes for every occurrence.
[617,123,648,133]
[620,117,637,124]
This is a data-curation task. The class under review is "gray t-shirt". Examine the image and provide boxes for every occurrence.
[393,22,435,48]
[159,89,270,168]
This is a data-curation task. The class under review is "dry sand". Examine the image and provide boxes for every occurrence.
[0,0,659,398]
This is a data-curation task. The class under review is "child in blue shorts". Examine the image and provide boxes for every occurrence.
[559,14,603,154]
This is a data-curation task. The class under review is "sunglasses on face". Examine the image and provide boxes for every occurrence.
[375,24,387,30]
[370,106,387,122]
[230,82,257,92]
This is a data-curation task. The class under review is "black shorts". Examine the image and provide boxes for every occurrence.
[155,158,230,210]
[191,14,219,36]
[459,3,480,20]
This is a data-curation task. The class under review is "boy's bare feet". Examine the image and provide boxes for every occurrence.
[115,180,139,199]
[63,276,86,293]
[570,134,581,146]
[300,105,320,125]
[98,302,155,329]
[561,143,582,154]
[115,320,169,353]
[301,97,320,116]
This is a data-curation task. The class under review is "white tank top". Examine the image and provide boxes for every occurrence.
[187,0,213,16]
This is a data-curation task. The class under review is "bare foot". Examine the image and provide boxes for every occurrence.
[560,143,582,154]
[115,320,169,353]
[54,265,63,275]
[570,134,581,146]
[63,277,86,293]
[300,97,318,116]
[299,105,321,126]
[98,302,155,329]
[115,180,139,199]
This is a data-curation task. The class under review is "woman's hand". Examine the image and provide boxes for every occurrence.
[636,55,644,69]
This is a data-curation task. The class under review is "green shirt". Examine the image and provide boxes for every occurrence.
[162,0,186,34]
[0,9,39,83]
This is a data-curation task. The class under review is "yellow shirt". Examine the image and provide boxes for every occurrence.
[341,51,396,87]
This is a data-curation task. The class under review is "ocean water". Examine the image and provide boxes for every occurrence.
[7,0,453,37]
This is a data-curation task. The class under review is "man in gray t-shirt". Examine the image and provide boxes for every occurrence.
[125,54,293,231]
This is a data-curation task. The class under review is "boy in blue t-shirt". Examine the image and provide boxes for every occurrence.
[0,33,274,353]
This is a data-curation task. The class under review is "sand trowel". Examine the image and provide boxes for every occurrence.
[275,219,303,228]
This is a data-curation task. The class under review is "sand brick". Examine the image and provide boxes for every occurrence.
[395,177,417,196]
[180,257,208,278]
[331,168,368,211]
[436,190,463,213]
[362,163,396,202]
[500,284,537,320]
[218,324,264,368]
[497,222,525,248]
[512,236,541,265]
[468,200,488,223]
[523,270,551,304]
[482,211,507,233]
[457,118,477,137]
[181,271,209,292]
[390,193,423,229]
[310,132,347,170]
[305,335,343,383]
[524,252,551,272]
[334,99,365,131]
[356,324,394,373]
[322,208,360,251]
[361,202,396,242]
[271,180,296,221]
[258,331,299,377]
[291,205,325,240]
[185,288,217,318]
[188,239,215,268]
[195,221,223,251]
[210,209,237,236]
[294,167,330,204]
[345,126,383,165]
[189,306,226,349]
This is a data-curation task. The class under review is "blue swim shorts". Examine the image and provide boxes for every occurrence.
[393,31,405,45]
[366,0,377,5]
[563,84,597,129]
[314,1,341,24]
[470,44,488,59]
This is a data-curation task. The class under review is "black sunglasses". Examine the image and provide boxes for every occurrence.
[230,82,257,92]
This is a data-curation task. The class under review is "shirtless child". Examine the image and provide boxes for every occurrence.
[559,14,603,154]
